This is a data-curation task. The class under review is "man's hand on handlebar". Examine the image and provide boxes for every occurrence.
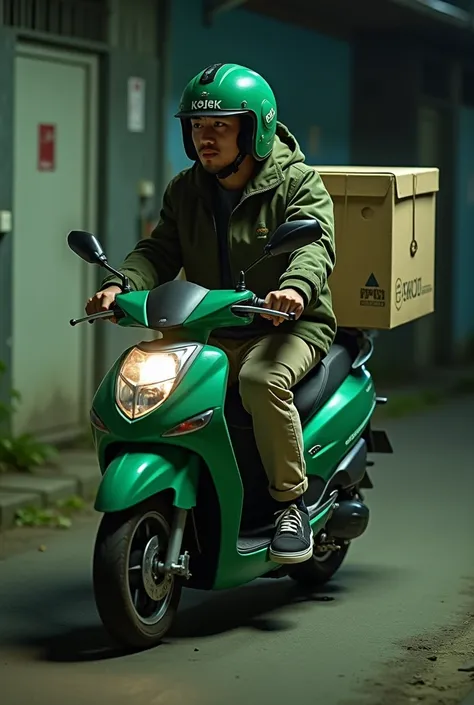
[261,289,305,326]
[86,285,122,324]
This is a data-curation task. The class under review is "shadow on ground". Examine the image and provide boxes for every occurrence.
[3,563,407,664]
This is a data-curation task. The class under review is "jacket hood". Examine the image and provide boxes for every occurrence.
[271,121,306,171]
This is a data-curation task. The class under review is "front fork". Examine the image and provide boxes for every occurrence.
[156,508,192,580]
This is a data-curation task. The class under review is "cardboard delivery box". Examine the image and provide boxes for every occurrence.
[314,166,439,330]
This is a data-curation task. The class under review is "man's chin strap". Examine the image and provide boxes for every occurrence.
[216,151,246,180]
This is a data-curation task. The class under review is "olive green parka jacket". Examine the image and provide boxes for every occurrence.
[102,122,337,354]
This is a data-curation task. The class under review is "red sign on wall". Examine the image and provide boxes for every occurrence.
[38,124,56,171]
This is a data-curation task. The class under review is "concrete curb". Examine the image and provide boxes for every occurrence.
[0,449,99,532]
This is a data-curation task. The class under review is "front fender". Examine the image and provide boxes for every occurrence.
[95,445,200,513]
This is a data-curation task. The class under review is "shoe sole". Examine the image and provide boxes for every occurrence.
[269,535,314,565]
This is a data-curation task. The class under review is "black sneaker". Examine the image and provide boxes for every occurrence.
[269,504,314,564]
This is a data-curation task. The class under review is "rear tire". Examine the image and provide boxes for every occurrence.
[289,541,350,587]
[93,497,182,650]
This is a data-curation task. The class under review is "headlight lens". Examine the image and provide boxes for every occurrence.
[116,346,196,420]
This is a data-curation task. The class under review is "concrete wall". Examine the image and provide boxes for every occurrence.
[0,32,160,399]
[99,49,159,374]
[0,29,15,411]
[164,0,352,181]
[453,105,474,358]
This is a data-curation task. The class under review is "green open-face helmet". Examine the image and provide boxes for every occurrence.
[175,63,278,178]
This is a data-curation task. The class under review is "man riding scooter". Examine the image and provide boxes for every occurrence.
[85,62,337,565]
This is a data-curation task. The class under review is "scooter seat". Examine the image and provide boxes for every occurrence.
[293,343,353,424]
[225,342,353,428]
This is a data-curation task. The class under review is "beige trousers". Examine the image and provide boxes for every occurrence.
[209,333,321,502]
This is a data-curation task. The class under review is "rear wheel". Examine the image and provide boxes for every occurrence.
[93,497,182,650]
[289,540,350,587]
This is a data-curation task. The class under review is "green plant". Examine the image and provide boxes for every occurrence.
[15,495,87,529]
[0,361,58,473]
[15,507,72,529]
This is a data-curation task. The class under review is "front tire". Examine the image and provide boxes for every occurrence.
[93,497,182,650]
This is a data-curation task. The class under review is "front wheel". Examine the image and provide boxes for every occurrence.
[93,497,182,650]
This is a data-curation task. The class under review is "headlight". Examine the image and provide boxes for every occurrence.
[116,345,196,420]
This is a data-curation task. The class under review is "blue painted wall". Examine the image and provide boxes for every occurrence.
[165,0,352,180]
[453,106,474,354]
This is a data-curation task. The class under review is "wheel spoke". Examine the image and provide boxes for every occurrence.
[133,588,140,608]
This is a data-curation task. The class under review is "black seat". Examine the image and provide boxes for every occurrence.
[225,342,353,428]
[293,344,353,424]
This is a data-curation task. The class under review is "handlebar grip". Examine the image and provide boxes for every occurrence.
[252,296,296,321]
[252,296,266,307]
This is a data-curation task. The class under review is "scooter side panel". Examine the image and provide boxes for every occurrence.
[95,446,200,513]
[92,344,249,581]
[303,367,376,482]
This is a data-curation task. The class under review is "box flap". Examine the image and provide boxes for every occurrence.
[314,166,440,199]
[317,171,393,198]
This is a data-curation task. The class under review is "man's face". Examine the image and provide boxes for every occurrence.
[191,115,240,173]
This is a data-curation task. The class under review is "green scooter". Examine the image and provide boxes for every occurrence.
[68,220,392,650]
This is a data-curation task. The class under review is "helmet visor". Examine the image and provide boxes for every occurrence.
[175,109,249,119]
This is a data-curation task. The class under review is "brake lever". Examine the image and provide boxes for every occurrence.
[231,305,296,321]
[70,310,118,327]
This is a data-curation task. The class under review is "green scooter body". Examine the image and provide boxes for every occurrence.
[90,284,376,590]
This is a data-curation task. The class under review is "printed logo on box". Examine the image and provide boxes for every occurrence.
[360,273,386,308]
[394,277,433,311]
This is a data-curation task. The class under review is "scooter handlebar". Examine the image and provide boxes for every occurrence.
[232,297,296,321]
[69,306,123,327]
[252,296,266,308]
[251,296,296,321]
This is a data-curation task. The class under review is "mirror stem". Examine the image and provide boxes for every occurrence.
[243,252,268,274]
[234,252,270,292]
[244,252,268,275]
[101,260,131,293]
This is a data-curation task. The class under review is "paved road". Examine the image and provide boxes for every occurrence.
[1,396,474,705]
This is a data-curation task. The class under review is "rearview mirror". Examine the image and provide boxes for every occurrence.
[67,229,131,293]
[264,219,323,257]
[67,230,107,265]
